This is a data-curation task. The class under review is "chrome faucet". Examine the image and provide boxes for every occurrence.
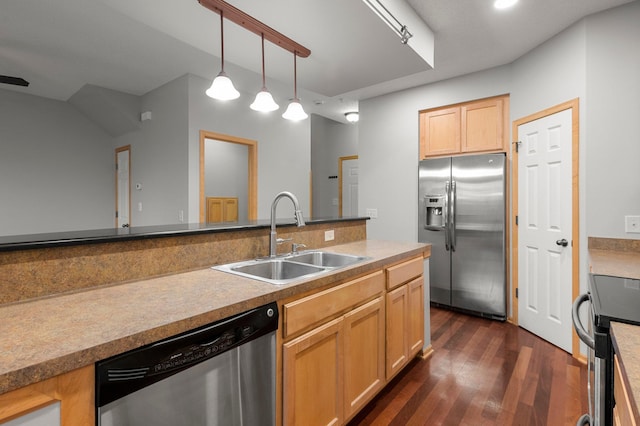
[270,191,306,257]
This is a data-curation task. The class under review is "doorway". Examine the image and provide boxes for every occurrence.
[512,99,579,355]
[339,155,358,217]
[199,130,257,222]
[115,145,131,228]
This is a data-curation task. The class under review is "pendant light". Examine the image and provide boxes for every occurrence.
[282,52,308,121]
[206,11,240,101]
[250,33,279,112]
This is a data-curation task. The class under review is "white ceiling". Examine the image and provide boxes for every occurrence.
[1,0,634,123]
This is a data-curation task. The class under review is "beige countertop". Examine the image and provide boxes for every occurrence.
[611,321,640,423]
[0,239,429,395]
[589,248,640,279]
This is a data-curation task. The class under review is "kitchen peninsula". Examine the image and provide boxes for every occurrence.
[0,218,431,425]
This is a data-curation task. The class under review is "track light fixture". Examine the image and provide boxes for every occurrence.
[282,52,308,121]
[206,11,240,101]
[362,0,413,44]
[250,33,279,112]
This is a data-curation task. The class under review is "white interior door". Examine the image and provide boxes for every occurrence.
[116,147,130,228]
[517,108,573,353]
[340,158,358,216]
[341,158,359,216]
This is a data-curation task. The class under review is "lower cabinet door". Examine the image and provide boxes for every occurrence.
[343,297,385,419]
[283,317,344,426]
[408,277,425,356]
[386,285,408,380]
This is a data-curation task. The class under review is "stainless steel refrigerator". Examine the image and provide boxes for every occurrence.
[418,153,506,320]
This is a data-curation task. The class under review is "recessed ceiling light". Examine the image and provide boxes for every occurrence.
[494,0,518,10]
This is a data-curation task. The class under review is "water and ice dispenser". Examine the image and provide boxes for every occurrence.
[424,195,445,230]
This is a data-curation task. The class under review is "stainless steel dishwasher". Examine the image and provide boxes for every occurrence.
[96,302,278,426]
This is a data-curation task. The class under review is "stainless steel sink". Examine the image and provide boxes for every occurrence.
[213,251,370,285]
[213,258,328,285]
[285,251,368,268]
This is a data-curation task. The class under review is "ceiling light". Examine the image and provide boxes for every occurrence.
[362,0,413,44]
[494,0,518,10]
[250,33,279,112]
[206,11,240,101]
[282,53,308,121]
[345,112,359,123]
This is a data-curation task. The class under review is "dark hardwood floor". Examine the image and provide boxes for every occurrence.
[348,307,588,426]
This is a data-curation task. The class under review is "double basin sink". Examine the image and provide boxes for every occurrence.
[213,251,370,285]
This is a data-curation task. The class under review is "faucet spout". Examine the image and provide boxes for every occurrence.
[270,191,305,257]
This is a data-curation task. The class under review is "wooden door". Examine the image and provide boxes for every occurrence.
[283,317,344,426]
[419,106,461,158]
[386,285,408,380]
[339,156,359,217]
[343,297,384,419]
[517,108,573,353]
[461,97,504,152]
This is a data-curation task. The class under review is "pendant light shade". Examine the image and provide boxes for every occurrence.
[250,33,279,112]
[282,52,308,121]
[282,100,308,121]
[206,12,240,101]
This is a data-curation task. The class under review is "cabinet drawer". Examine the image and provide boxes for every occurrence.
[386,256,423,290]
[283,271,384,339]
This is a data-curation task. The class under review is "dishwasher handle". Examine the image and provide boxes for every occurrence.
[572,293,594,349]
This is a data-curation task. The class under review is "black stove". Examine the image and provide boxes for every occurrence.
[590,274,640,329]
[573,274,640,426]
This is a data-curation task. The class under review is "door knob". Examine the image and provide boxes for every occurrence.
[556,239,568,247]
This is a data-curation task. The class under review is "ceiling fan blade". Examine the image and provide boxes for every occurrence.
[0,75,30,87]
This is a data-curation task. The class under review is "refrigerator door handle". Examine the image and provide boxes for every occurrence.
[444,181,450,251]
[450,180,456,252]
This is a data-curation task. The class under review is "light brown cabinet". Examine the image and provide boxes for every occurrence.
[283,317,344,426]
[0,366,94,426]
[280,254,426,425]
[614,354,638,426]
[385,257,425,380]
[419,95,509,159]
[281,271,385,426]
[206,197,238,223]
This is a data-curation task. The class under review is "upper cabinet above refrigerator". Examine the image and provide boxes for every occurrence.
[419,94,510,159]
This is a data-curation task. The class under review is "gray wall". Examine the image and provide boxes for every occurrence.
[359,2,640,325]
[584,3,640,238]
[187,74,311,222]
[129,74,190,227]
[310,114,358,218]
[0,89,114,235]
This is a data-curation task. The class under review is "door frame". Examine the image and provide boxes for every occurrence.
[511,98,580,357]
[338,155,358,216]
[199,130,258,222]
[115,145,131,228]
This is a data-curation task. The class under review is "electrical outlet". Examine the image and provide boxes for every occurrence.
[325,230,335,241]
[178,210,184,222]
[366,208,378,219]
[625,215,640,233]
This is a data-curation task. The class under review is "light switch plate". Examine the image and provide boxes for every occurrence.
[625,215,640,233]
[366,208,378,219]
